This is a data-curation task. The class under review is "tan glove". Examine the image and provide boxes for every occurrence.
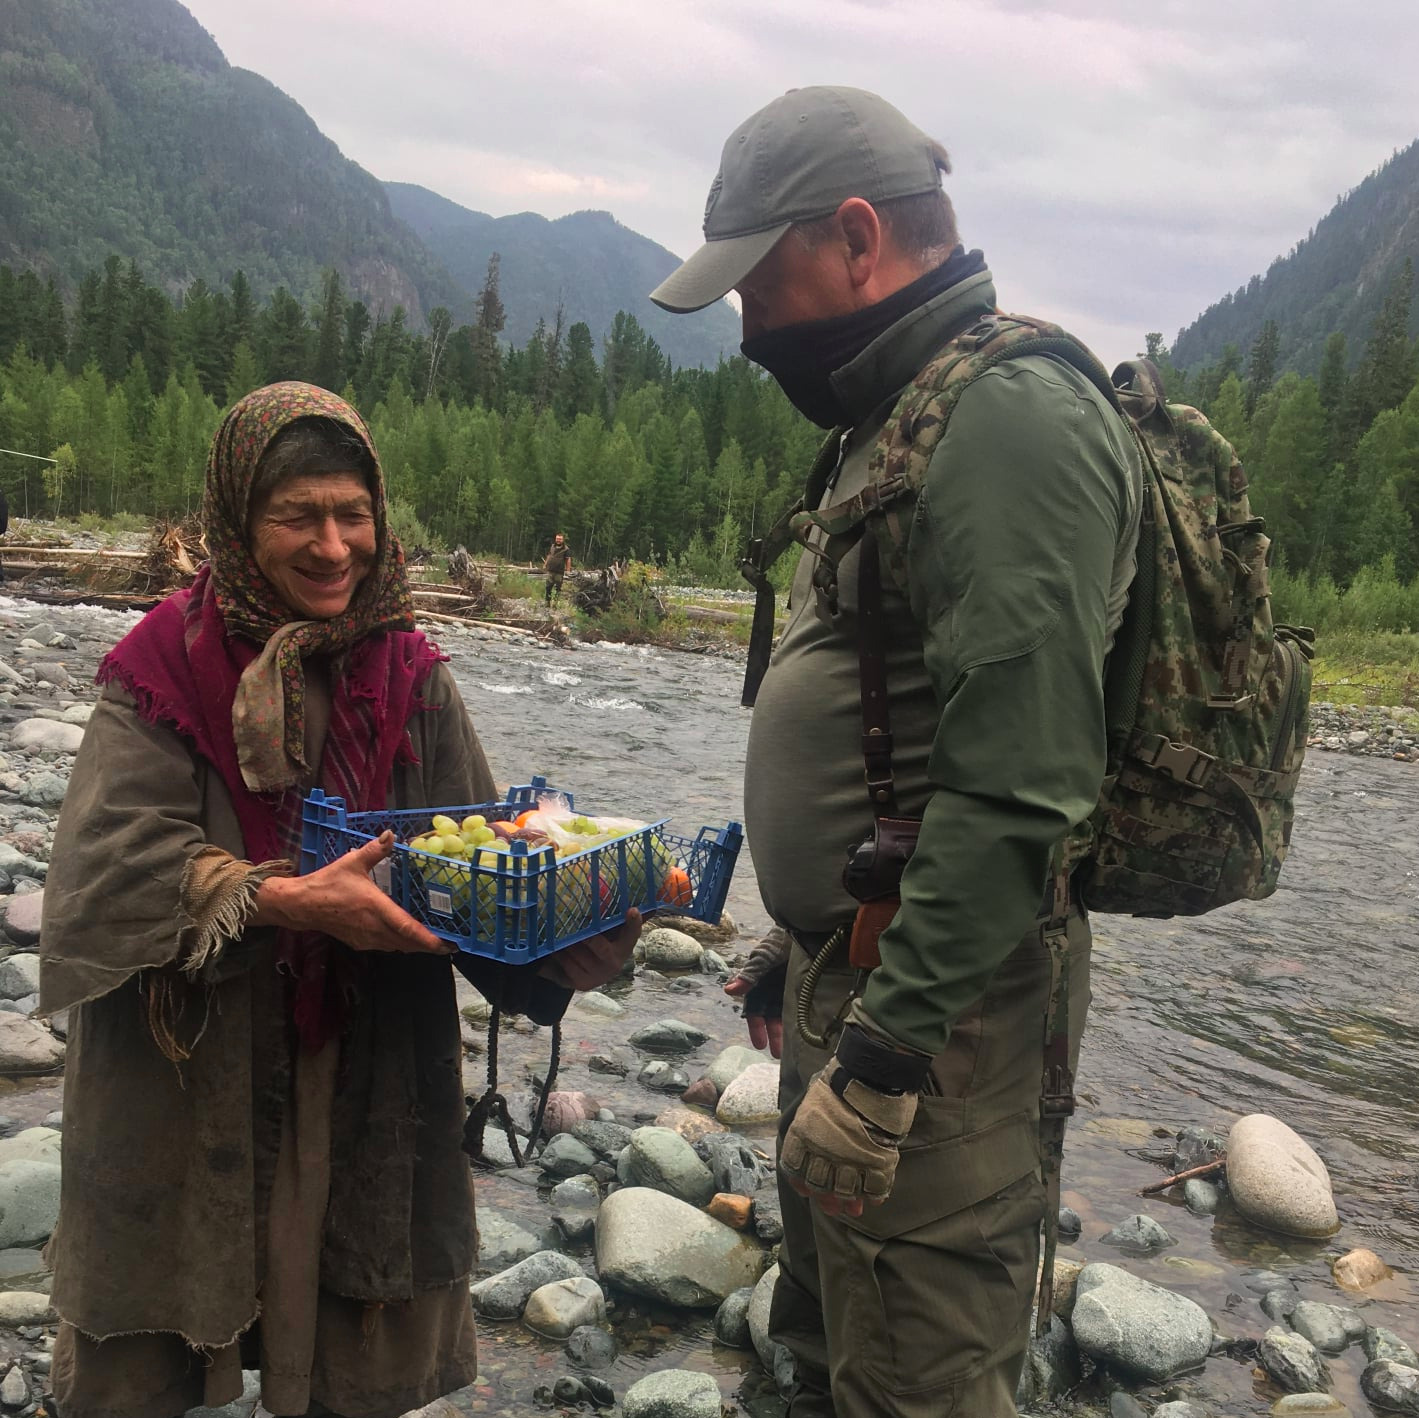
[779,1059,918,1204]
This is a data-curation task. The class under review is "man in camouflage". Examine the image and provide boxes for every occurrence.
[544,532,571,606]
[654,88,1141,1415]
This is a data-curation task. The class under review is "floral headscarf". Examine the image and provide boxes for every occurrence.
[204,382,416,792]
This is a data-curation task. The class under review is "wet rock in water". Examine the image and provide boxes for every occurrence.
[471,1250,584,1319]
[1361,1361,1419,1414]
[1260,1326,1330,1394]
[1270,1396,1352,1414]
[1333,1247,1391,1290]
[540,1091,600,1137]
[1184,1178,1222,1216]
[572,1120,633,1161]
[0,894,42,951]
[1101,1213,1174,1252]
[1262,1288,1300,1322]
[0,956,39,1004]
[568,990,626,1019]
[566,1323,617,1369]
[0,1159,60,1248]
[1245,1268,1299,1296]
[701,950,729,975]
[652,1105,727,1143]
[629,1019,709,1052]
[622,1368,720,1418]
[0,1292,52,1325]
[697,1133,773,1197]
[1226,1115,1339,1238]
[714,1287,754,1348]
[1154,1403,1209,1417]
[596,1187,763,1308]
[1338,1308,1368,1346]
[654,911,737,946]
[550,1175,601,1244]
[523,1275,607,1338]
[582,1374,615,1408]
[706,1193,752,1230]
[1016,1316,1082,1407]
[626,1127,715,1206]
[639,1060,692,1093]
[706,1044,764,1094]
[588,1050,632,1077]
[716,1061,781,1125]
[1058,1205,1082,1240]
[1366,1328,1419,1369]
[638,928,704,971]
[1291,1300,1354,1354]
[680,1077,718,1109]
[538,1134,599,1178]
[747,1263,779,1365]
[550,1376,591,1407]
[10,719,84,755]
[476,1209,549,1270]
[1070,1263,1212,1380]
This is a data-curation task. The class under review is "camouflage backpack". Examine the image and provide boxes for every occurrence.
[742,312,1315,918]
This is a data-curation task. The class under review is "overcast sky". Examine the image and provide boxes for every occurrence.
[182,0,1419,363]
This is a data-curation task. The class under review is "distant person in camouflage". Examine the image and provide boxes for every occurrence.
[654,88,1141,1415]
[544,532,571,606]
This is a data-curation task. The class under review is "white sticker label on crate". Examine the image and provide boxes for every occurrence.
[372,859,392,893]
[428,887,453,916]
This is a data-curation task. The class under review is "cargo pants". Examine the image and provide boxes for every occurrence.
[770,903,1092,1417]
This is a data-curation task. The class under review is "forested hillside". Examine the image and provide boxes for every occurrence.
[387,185,740,374]
[0,256,820,580]
[0,0,462,321]
[1145,256,1419,604]
[1172,140,1419,376]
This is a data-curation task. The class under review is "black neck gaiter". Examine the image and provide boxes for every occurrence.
[740,247,988,428]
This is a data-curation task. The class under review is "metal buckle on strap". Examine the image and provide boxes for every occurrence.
[1041,1066,1076,1119]
[1142,737,1216,787]
[860,473,909,512]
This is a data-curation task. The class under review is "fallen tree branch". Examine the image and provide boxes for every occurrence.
[1139,1156,1227,1195]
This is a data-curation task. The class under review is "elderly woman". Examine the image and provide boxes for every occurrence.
[37,383,637,1418]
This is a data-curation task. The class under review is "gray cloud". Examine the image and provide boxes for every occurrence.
[184,0,1419,362]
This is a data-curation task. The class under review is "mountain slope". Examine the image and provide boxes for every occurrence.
[1172,139,1419,374]
[385,183,741,370]
[0,0,466,319]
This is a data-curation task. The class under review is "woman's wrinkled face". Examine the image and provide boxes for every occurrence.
[249,471,377,620]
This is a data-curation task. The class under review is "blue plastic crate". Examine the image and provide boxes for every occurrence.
[299,775,743,964]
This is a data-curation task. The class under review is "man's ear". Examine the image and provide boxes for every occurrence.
[836,198,883,292]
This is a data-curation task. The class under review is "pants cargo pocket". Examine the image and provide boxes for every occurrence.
[835,1171,1044,1413]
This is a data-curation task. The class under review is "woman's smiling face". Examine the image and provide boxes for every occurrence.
[249,471,377,620]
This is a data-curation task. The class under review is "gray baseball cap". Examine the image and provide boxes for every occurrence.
[650,86,946,314]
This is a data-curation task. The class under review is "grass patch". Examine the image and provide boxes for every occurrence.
[1310,629,1419,710]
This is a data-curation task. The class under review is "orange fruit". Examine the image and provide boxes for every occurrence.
[514,809,537,828]
[659,866,693,908]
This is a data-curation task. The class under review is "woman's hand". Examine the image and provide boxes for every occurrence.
[254,832,453,955]
[538,909,642,992]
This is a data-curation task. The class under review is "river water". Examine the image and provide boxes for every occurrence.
[441,627,1419,1416]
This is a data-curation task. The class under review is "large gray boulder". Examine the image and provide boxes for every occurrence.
[475,1208,548,1271]
[622,1368,720,1418]
[1260,1326,1330,1394]
[1227,1114,1339,1238]
[523,1275,606,1338]
[715,1061,780,1125]
[470,1250,583,1319]
[0,1158,62,1248]
[626,1127,715,1206]
[638,928,704,971]
[595,1187,762,1308]
[1362,1361,1419,1414]
[0,955,41,1002]
[1290,1301,1353,1354]
[11,719,84,754]
[1070,1263,1212,1381]
[628,1019,708,1052]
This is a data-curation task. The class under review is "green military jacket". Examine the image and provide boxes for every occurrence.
[743,268,1140,1056]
